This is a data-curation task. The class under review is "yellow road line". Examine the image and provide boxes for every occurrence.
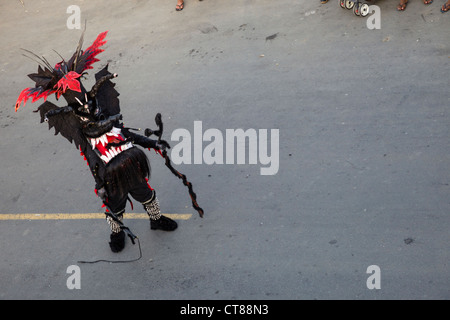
[0,213,192,220]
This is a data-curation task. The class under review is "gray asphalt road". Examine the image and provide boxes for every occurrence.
[0,0,449,300]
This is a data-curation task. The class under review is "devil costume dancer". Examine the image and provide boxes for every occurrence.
[15,31,178,253]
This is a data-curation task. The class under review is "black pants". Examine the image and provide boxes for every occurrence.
[105,178,154,214]
[103,147,153,214]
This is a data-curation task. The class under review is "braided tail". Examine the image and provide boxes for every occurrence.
[161,150,204,218]
[147,113,204,217]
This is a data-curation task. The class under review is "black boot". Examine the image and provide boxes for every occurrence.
[143,191,178,231]
[109,230,126,252]
[150,215,178,231]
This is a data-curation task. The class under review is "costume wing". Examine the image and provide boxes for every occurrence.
[35,101,106,186]
[94,65,120,117]
[35,101,87,151]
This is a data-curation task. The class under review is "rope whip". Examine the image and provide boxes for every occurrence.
[145,113,204,218]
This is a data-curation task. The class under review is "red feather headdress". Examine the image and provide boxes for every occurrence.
[15,31,108,111]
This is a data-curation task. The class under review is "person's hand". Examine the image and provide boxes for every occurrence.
[155,139,171,152]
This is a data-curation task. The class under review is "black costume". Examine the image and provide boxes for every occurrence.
[15,31,177,252]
